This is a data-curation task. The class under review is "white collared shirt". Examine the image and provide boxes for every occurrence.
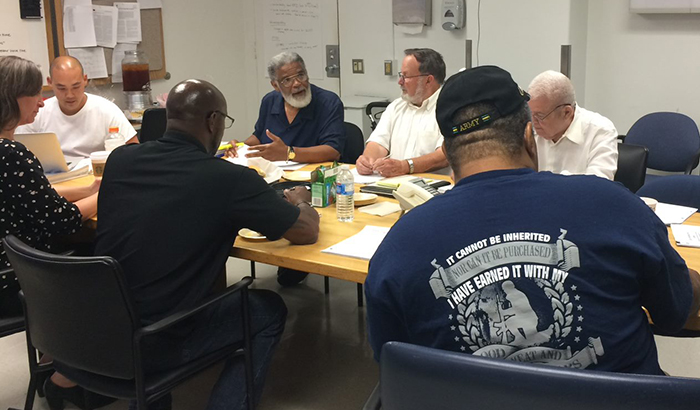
[367,88,443,160]
[535,105,618,180]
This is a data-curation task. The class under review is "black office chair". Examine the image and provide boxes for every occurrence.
[138,108,167,143]
[0,267,25,341]
[365,341,700,410]
[614,142,648,193]
[365,101,390,131]
[3,235,255,410]
[340,122,364,164]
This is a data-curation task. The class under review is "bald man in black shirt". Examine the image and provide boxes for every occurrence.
[95,79,319,410]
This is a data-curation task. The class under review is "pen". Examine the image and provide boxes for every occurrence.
[218,142,245,151]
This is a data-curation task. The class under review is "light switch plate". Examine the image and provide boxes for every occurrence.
[352,59,364,74]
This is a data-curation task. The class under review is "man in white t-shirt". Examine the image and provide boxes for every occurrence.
[356,48,449,177]
[17,56,137,158]
[527,70,618,180]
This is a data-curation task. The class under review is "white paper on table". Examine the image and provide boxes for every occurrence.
[63,5,97,48]
[115,3,142,43]
[671,224,700,248]
[351,168,384,184]
[655,202,697,225]
[322,226,391,260]
[92,5,118,48]
[138,0,163,9]
[359,202,402,217]
[272,161,308,171]
[110,43,137,83]
[67,48,108,79]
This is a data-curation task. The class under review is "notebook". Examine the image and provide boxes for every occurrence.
[14,133,90,183]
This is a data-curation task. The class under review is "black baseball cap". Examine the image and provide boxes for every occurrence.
[436,65,530,139]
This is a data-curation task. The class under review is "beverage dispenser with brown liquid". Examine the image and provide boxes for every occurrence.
[122,50,152,111]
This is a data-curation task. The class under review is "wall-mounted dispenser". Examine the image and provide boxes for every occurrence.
[442,0,465,30]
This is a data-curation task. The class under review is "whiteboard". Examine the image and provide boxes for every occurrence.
[263,0,324,80]
[0,0,51,85]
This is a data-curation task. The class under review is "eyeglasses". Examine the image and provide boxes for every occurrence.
[532,103,571,122]
[278,72,308,88]
[215,110,235,129]
[398,72,429,81]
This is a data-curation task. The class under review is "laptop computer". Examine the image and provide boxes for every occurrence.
[14,133,89,183]
[14,132,70,173]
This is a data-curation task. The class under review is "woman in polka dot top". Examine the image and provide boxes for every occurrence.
[0,56,100,316]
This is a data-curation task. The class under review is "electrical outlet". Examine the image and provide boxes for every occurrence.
[352,59,364,74]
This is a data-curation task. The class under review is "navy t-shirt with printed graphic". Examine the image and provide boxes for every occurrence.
[365,168,692,375]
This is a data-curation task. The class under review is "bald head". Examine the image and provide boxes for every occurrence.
[49,56,84,78]
[166,79,228,154]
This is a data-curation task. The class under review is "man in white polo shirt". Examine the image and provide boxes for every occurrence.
[356,48,449,177]
[527,70,617,180]
[17,56,137,158]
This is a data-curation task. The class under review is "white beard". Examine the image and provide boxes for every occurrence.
[283,86,312,108]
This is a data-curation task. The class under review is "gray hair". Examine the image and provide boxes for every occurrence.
[443,102,531,167]
[528,70,575,105]
[405,48,446,84]
[267,51,306,81]
[0,56,43,132]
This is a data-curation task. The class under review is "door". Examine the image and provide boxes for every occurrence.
[253,0,340,98]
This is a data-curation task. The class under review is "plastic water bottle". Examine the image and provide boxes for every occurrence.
[104,126,124,151]
[336,164,354,222]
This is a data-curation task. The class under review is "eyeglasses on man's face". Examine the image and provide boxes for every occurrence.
[214,110,235,129]
[278,72,308,88]
[398,72,429,81]
[532,103,571,123]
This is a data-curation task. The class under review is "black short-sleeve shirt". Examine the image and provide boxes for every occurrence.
[94,131,299,324]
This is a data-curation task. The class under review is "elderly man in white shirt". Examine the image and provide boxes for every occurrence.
[527,70,617,180]
[356,48,449,177]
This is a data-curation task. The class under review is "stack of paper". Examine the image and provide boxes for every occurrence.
[655,202,697,225]
[322,226,391,260]
[671,224,700,248]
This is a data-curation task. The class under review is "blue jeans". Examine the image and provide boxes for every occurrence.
[133,289,287,410]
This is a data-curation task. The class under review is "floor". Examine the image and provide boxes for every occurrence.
[2,258,700,409]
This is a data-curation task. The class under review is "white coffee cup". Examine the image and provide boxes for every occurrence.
[640,196,658,211]
[90,151,110,177]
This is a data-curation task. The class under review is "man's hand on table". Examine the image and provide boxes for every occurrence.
[223,140,240,158]
[284,186,311,206]
[355,155,375,175]
[247,130,288,161]
[373,157,409,177]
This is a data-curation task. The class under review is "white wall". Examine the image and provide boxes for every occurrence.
[585,0,700,134]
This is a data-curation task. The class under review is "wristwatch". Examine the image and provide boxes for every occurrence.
[407,158,415,174]
[287,146,296,162]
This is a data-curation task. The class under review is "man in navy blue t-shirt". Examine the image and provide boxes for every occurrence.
[365,66,700,375]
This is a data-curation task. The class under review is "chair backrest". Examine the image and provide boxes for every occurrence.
[625,112,700,173]
[2,235,139,379]
[341,122,365,164]
[138,108,167,143]
[637,175,700,209]
[614,142,648,193]
[380,342,700,410]
[365,101,390,131]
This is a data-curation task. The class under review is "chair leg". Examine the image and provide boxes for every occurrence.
[241,288,254,410]
[249,261,256,280]
[324,277,330,294]
[22,375,37,410]
[357,284,364,307]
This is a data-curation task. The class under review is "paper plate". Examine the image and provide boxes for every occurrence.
[354,192,378,207]
[284,171,311,182]
[238,228,267,240]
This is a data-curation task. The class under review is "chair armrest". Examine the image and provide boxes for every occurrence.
[362,382,381,410]
[684,148,700,174]
[136,276,254,338]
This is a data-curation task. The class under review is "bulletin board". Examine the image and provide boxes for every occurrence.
[47,0,166,84]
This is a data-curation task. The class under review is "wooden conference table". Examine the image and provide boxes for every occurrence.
[59,167,700,288]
